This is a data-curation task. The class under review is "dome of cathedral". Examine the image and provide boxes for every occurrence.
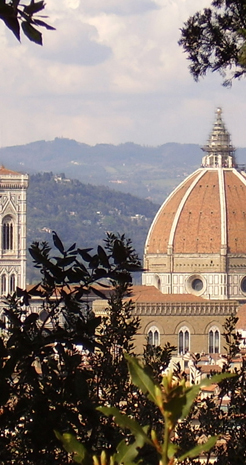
[143,108,246,301]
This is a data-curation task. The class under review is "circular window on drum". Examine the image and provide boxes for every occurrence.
[186,275,205,296]
[241,276,246,294]
[192,278,203,291]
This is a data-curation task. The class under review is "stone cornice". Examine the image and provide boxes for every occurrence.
[132,301,238,317]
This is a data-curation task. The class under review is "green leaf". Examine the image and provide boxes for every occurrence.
[90,286,107,299]
[167,442,179,459]
[178,384,201,421]
[98,406,152,445]
[33,19,55,31]
[200,372,235,387]
[21,20,42,44]
[164,385,190,424]
[125,354,162,408]
[178,436,218,461]
[77,248,93,262]
[180,372,235,420]
[0,5,20,40]
[54,431,91,465]
[97,245,110,268]
[113,239,127,264]
[24,1,45,15]
[67,242,77,252]
[52,231,64,254]
[114,436,147,464]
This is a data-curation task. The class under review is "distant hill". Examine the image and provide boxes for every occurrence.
[3,138,246,281]
[3,138,246,203]
[27,173,159,283]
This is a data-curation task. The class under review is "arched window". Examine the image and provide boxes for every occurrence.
[178,327,190,354]
[154,275,161,290]
[2,216,13,251]
[147,326,160,347]
[1,274,6,295]
[10,274,16,293]
[208,327,220,354]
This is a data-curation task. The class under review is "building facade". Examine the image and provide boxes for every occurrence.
[0,167,28,296]
[131,108,246,354]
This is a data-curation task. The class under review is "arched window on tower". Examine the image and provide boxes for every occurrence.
[208,327,220,354]
[2,216,14,251]
[1,274,6,295]
[147,326,160,347]
[178,327,190,354]
[10,274,16,293]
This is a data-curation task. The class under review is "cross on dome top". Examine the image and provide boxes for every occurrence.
[201,108,236,168]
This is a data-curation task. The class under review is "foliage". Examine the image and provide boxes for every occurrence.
[179,0,246,85]
[175,315,246,465]
[87,295,177,460]
[0,232,142,464]
[86,281,140,452]
[0,0,55,44]
[143,342,176,383]
[58,355,233,465]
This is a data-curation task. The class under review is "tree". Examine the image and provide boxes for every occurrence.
[179,0,246,85]
[174,314,246,465]
[0,0,54,45]
[57,356,231,465]
[87,280,140,452]
[0,232,142,464]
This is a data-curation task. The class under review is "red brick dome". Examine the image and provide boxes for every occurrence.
[146,167,246,255]
[143,109,246,300]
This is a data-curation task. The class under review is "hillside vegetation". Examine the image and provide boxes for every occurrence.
[0,139,219,204]
[27,172,158,282]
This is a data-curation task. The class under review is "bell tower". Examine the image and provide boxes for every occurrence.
[0,167,29,295]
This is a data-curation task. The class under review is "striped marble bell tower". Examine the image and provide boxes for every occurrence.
[0,167,29,296]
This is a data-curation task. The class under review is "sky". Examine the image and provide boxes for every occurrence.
[0,0,246,149]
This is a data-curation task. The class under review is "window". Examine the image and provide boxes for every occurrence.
[208,327,220,354]
[10,274,16,293]
[1,274,6,295]
[2,216,13,251]
[154,275,161,290]
[187,275,205,295]
[178,327,190,354]
[147,326,160,347]
[192,278,203,291]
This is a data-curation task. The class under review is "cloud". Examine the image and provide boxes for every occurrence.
[37,19,112,66]
[64,0,160,16]
[0,0,246,152]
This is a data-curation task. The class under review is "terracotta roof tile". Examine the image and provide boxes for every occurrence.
[236,304,246,330]
[0,166,22,175]
[129,285,208,303]
[200,384,218,392]
[174,171,221,253]
[146,171,198,254]
[224,171,246,253]
[145,168,246,257]
[200,364,222,373]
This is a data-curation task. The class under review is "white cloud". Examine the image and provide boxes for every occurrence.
[38,19,112,66]
[66,0,160,16]
[0,0,246,151]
